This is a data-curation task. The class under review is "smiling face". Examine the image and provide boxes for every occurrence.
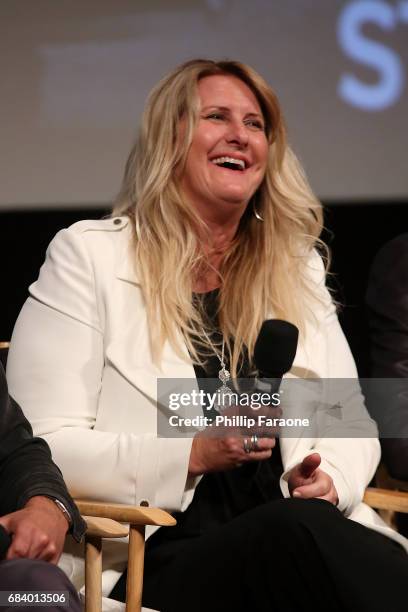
[180,74,269,221]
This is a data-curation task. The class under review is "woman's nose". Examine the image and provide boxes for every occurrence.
[225,120,249,147]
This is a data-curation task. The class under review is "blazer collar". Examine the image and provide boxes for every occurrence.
[115,219,140,284]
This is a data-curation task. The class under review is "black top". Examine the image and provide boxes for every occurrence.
[146,289,283,547]
[0,363,86,542]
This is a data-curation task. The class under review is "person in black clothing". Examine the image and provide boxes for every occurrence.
[0,362,85,611]
[366,233,408,535]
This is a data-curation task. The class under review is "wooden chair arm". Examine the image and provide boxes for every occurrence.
[75,501,175,612]
[363,487,408,513]
[82,516,129,538]
[75,500,176,526]
[77,516,129,612]
[81,516,129,612]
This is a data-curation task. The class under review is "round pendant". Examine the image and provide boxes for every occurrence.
[219,367,230,383]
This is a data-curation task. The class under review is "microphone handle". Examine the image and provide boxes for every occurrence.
[238,376,282,478]
[255,376,282,396]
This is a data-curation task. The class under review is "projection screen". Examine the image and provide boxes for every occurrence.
[1,0,407,209]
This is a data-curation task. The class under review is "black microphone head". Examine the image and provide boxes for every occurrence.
[254,319,299,378]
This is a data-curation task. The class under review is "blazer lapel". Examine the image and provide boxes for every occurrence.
[109,251,199,415]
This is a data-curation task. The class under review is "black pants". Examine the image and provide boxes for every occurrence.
[137,498,408,612]
[0,559,81,612]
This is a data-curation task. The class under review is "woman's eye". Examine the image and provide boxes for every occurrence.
[204,114,264,131]
[205,113,224,120]
[246,119,265,130]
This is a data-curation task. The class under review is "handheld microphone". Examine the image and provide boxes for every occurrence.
[0,525,11,560]
[253,319,299,394]
[237,320,299,476]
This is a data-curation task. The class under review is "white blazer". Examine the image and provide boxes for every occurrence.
[6,216,408,607]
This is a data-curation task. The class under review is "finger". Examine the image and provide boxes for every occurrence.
[26,532,51,560]
[5,522,47,560]
[317,485,339,506]
[292,479,331,500]
[255,437,276,451]
[288,465,315,492]
[288,474,314,492]
[37,542,58,563]
[240,436,275,453]
[6,536,30,560]
[299,453,321,479]
[240,437,275,462]
[245,449,273,462]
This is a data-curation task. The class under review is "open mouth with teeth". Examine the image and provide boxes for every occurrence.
[210,156,247,171]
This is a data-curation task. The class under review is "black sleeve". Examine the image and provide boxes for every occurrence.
[0,364,86,541]
[366,234,408,481]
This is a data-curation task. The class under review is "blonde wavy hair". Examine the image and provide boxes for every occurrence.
[113,58,326,377]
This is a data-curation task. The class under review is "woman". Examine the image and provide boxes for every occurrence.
[7,59,408,611]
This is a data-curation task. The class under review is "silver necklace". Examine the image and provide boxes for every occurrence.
[202,328,234,412]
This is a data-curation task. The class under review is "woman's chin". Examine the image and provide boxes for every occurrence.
[215,189,252,207]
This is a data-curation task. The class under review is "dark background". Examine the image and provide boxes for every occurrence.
[1,202,407,376]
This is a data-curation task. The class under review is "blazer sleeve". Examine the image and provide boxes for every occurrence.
[6,224,195,513]
[280,252,381,515]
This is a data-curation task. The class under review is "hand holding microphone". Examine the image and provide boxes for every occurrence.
[188,319,299,475]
